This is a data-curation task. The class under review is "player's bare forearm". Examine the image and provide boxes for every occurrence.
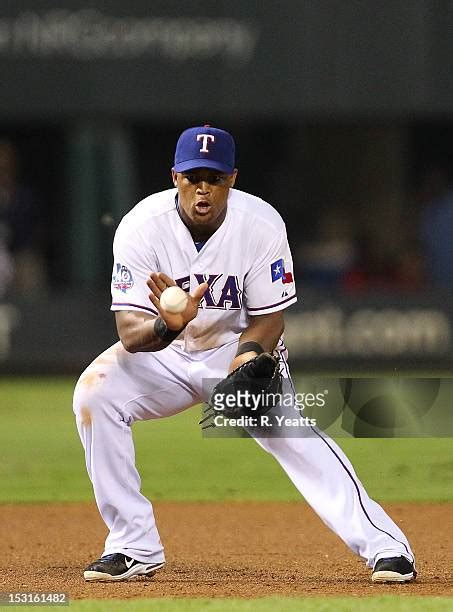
[115,273,208,353]
[229,311,284,372]
[115,311,174,353]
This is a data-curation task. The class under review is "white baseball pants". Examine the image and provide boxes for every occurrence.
[73,340,414,568]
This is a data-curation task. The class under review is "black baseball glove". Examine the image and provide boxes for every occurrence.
[200,353,282,428]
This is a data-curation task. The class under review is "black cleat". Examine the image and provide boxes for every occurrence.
[83,553,165,582]
[372,556,417,583]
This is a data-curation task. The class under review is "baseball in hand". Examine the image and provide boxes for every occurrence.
[159,286,189,314]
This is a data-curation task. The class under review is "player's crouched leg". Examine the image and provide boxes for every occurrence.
[72,342,135,478]
[73,343,167,578]
[252,430,416,579]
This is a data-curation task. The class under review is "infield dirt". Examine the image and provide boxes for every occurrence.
[1,501,452,599]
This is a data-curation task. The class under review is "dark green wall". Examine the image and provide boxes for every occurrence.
[1,1,453,118]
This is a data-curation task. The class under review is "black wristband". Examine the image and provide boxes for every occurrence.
[236,341,264,356]
[154,316,184,342]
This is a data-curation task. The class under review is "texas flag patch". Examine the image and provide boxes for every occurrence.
[271,258,293,284]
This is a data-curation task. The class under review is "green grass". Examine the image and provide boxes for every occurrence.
[12,596,453,611]
[1,377,452,503]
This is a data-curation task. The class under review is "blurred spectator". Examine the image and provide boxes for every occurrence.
[418,165,453,289]
[0,238,13,301]
[296,208,356,288]
[342,236,425,292]
[0,139,47,295]
[342,192,425,292]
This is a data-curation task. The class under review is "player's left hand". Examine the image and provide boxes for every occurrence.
[147,272,208,331]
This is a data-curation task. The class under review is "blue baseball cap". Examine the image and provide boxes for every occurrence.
[174,125,235,174]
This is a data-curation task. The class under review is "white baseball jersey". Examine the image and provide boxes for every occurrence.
[111,187,297,352]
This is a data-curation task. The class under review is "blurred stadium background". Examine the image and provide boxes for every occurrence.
[1,4,453,608]
[1,0,452,375]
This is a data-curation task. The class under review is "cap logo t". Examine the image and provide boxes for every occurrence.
[197,134,215,153]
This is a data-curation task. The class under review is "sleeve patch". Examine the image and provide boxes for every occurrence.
[271,259,293,284]
[112,263,134,293]
[271,258,284,282]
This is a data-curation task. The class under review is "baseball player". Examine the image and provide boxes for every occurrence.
[73,125,416,584]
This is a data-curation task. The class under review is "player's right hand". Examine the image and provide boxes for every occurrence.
[147,272,208,330]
